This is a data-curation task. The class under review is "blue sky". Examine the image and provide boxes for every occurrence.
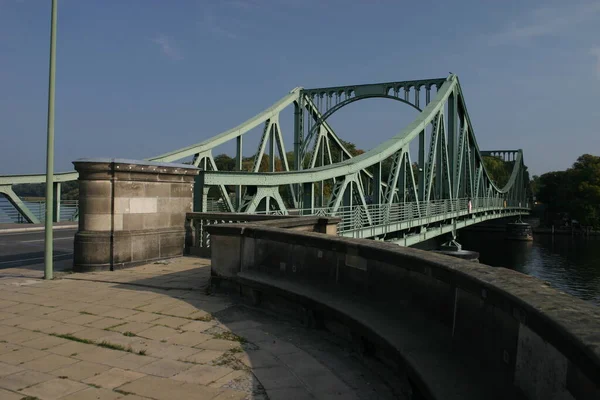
[0,0,599,177]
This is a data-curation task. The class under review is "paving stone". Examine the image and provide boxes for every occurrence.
[152,316,191,328]
[258,339,301,355]
[236,350,280,368]
[20,377,88,400]
[85,317,125,330]
[101,352,158,370]
[196,339,242,352]
[60,386,124,400]
[79,304,115,316]
[137,325,181,341]
[75,347,127,364]
[0,347,48,365]
[17,318,61,332]
[20,353,78,372]
[0,369,54,390]
[208,370,250,389]
[51,360,112,381]
[48,323,89,335]
[0,325,20,337]
[252,366,304,390]
[268,387,315,400]
[84,367,146,389]
[179,320,215,333]
[137,358,193,377]
[48,341,98,357]
[127,311,162,323]
[0,315,36,327]
[183,349,225,364]
[165,331,213,347]
[63,313,105,326]
[172,364,235,385]
[0,303,37,314]
[144,343,201,360]
[75,327,118,341]
[211,390,249,400]
[0,342,20,355]
[20,333,69,350]
[44,310,82,321]
[108,321,155,334]
[161,306,202,318]
[0,388,23,400]
[0,361,24,376]
[115,375,185,399]
[0,328,45,344]
[135,301,178,314]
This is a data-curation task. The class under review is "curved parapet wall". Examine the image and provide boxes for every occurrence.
[207,221,600,400]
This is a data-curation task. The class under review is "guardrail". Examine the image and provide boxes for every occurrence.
[257,197,530,234]
[0,199,79,224]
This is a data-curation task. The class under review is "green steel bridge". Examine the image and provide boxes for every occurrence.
[0,74,530,245]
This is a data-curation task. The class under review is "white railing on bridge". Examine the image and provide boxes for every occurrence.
[0,198,79,224]
[258,197,529,234]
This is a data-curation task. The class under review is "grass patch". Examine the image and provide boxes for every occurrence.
[213,332,247,343]
[49,334,94,345]
[212,347,247,371]
[20,397,40,400]
[87,383,101,389]
[58,376,68,379]
[79,311,94,315]
[97,341,128,352]
[70,353,78,357]
[137,349,147,356]
[122,332,136,337]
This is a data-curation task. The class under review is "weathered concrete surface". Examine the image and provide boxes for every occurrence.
[207,223,600,400]
[73,159,199,272]
[0,257,404,399]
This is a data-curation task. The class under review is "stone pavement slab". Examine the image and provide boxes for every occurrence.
[0,256,401,399]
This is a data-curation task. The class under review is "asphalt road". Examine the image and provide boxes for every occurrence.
[0,228,76,272]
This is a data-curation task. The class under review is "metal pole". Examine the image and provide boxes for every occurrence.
[44,0,58,280]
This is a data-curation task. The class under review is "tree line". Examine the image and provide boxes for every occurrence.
[532,154,600,229]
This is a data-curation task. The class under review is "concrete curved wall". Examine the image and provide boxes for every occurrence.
[208,221,600,400]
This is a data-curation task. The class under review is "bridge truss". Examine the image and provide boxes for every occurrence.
[0,74,530,244]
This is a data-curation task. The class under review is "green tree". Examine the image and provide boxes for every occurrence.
[482,156,511,188]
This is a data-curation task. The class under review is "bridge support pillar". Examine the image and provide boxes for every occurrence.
[73,159,199,272]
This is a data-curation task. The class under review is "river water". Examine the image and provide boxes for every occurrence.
[457,230,600,306]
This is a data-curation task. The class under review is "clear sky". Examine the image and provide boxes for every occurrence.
[1,0,599,177]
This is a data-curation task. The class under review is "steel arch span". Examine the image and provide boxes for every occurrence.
[0,74,530,245]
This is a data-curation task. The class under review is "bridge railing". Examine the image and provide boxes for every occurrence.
[185,212,293,257]
[259,197,529,233]
[0,199,79,224]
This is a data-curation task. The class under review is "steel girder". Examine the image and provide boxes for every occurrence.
[0,74,530,233]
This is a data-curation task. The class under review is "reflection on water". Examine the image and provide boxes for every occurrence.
[459,231,600,306]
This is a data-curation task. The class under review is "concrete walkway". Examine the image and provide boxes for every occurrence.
[0,257,401,400]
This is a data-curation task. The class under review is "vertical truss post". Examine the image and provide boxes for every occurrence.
[448,90,457,197]
[320,136,325,207]
[53,182,61,222]
[343,180,353,208]
[235,135,243,211]
[193,172,207,212]
[302,182,314,215]
[418,130,425,201]
[373,162,381,205]
[269,124,276,172]
[293,99,303,172]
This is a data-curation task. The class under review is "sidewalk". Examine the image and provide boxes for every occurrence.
[0,257,401,400]
[0,222,77,234]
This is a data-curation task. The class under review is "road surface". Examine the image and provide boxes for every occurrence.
[0,228,75,272]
